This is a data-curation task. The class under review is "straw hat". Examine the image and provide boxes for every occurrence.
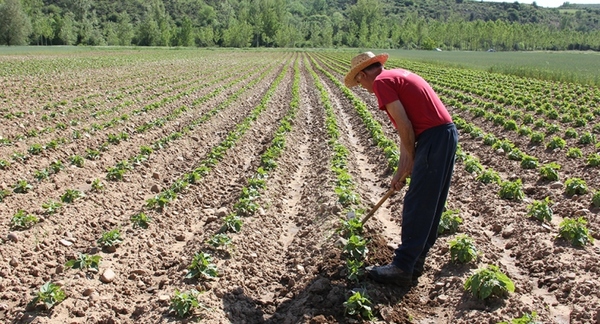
[344,51,389,88]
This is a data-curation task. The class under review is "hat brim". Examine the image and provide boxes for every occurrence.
[344,53,389,88]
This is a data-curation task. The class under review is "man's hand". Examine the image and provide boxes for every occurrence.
[391,146,413,191]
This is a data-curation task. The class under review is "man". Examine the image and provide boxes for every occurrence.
[344,52,458,286]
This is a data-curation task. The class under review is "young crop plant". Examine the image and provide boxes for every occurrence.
[91,178,105,191]
[131,212,151,229]
[28,282,66,310]
[546,136,566,150]
[564,128,578,139]
[97,228,123,248]
[61,189,83,203]
[517,126,532,136]
[45,140,58,150]
[343,291,374,320]
[0,159,10,169]
[498,311,540,324]
[438,209,462,235]
[12,152,28,162]
[507,149,524,161]
[65,253,102,271]
[34,169,50,181]
[475,169,500,184]
[464,265,515,300]
[13,179,33,193]
[10,210,39,230]
[529,131,545,144]
[593,191,600,208]
[346,259,365,282]
[449,234,479,264]
[49,160,64,174]
[169,289,205,318]
[558,217,594,247]
[492,139,515,153]
[499,179,524,201]
[504,120,518,131]
[206,233,232,249]
[539,162,560,181]
[483,133,498,146]
[587,153,600,167]
[520,155,538,169]
[0,189,10,202]
[344,235,368,260]
[28,144,44,155]
[69,155,84,167]
[463,156,483,174]
[42,200,62,215]
[566,147,583,158]
[339,215,364,238]
[106,167,126,181]
[527,197,553,222]
[186,252,218,280]
[564,178,588,196]
[221,214,243,233]
[579,132,596,145]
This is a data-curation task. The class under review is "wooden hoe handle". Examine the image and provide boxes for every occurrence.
[361,187,396,226]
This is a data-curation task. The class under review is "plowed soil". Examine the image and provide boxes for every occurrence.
[0,49,598,324]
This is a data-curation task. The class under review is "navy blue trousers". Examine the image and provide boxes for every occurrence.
[392,123,458,273]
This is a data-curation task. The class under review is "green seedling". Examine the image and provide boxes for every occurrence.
[13,179,33,193]
[97,228,123,248]
[206,233,232,248]
[29,282,66,310]
[10,210,39,229]
[221,214,243,233]
[438,209,462,235]
[169,289,205,318]
[61,189,83,203]
[49,160,64,174]
[91,179,105,191]
[34,169,50,181]
[499,179,524,201]
[343,235,368,260]
[527,197,553,222]
[464,264,515,299]
[346,259,365,283]
[498,311,540,324]
[558,217,594,247]
[476,169,501,184]
[564,178,587,196]
[539,162,560,181]
[65,253,102,271]
[70,155,84,167]
[339,215,363,238]
[131,212,151,229]
[449,234,479,264]
[186,252,218,280]
[343,291,373,320]
[0,189,10,202]
[42,200,63,215]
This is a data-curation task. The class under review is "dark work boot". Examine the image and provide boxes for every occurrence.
[413,256,426,279]
[366,264,413,286]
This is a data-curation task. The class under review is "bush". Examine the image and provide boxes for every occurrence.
[438,209,462,235]
[499,179,524,201]
[449,234,478,264]
[527,197,553,222]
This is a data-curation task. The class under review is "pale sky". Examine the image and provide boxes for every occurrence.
[480,0,599,7]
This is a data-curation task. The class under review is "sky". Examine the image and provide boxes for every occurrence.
[480,0,599,7]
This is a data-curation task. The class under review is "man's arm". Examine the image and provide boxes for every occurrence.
[385,100,415,190]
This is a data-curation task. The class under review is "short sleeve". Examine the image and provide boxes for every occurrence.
[373,79,399,110]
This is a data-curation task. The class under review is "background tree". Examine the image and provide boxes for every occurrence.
[0,0,33,45]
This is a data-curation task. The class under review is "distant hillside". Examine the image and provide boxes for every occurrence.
[1,0,599,50]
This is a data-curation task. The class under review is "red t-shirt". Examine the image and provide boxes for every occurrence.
[373,69,452,137]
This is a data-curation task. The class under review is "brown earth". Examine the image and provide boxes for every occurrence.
[0,49,598,324]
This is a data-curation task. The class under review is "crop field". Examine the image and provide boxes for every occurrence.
[0,48,598,323]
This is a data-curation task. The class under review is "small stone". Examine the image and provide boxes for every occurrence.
[152,172,160,180]
[89,292,100,301]
[191,136,200,142]
[9,258,18,267]
[175,234,185,242]
[100,269,116,283]
[550,182,563,189]
[566,273,577,280]
[150,184,160,193]
[158,295,170,302]
[177,156,184,161]
[495,148,505,155]
[59,239,73,247]
[7,232,18,242]
[258,207,266,216]
[574,209,590,216]
[83,288,95,296]
[437,294,449,302]
[216,207,228,217]
[205,216,218,224]
[250,253,258,259]
[131,269,147,276]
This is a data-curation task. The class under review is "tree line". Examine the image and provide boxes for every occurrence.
[1,0,599,51]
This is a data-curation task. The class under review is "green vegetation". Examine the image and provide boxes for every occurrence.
[564,178,588,196]
[10,210,39,229]
[449,234,479,264]
[97,228,123,248]
[28,282,66,310]
[186,252,218,280]
[438,209,462,235]
[527,197,553,222]
[169,289,205,318]
[464,265,515,299]
[343,291,373,320]
[558,217,594,247]
[65,253,102,271]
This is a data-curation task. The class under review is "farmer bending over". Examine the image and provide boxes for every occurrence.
[344,52,458,286]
